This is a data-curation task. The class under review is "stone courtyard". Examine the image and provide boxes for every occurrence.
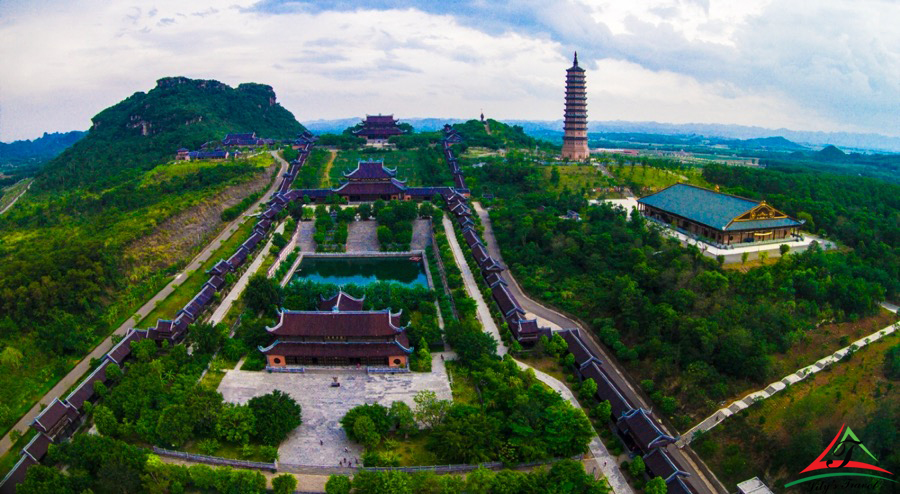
[217,352,453,467]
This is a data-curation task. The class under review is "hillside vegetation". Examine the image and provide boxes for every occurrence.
[37,77,304,191]
[0,77,304,435]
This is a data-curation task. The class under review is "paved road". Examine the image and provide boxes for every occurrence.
[472,202,725,494]
[0,153,287,457]
[442,215,632,494]
[0,179,32,214]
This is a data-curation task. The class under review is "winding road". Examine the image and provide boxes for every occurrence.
[0,152,288,458]
[472,202,727,494]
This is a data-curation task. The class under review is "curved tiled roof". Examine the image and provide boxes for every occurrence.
[638,183,801,231]
[318,291,366,312]
[267,309,405,337]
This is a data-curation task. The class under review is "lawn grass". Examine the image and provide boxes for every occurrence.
[609,164,711,194]
[141,153,272,185]
[328,150,423,187]
[515,354,567,383]
[696,330,899,489]
[136,218,256,327]
[390,432,440,466]
[541,165,612,199]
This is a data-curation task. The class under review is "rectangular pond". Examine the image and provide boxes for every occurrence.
[292,256,428,288]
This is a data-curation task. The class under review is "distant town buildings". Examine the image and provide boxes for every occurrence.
[562,52,589,161]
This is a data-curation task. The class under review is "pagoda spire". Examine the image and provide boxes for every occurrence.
[574,51,579,66]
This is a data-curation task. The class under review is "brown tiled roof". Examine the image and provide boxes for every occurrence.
[492,284,524,318]
[580,360,633,419]
[206,275,225,290]
[31,398,76,435]
[463,229,482,248]
[484,272,507,287]
[106,329,142,365]
[333,180,406,196]
[666,476,699,494]
[644,448,688,482]
[508,318,541,340]
[471,243,490,264]
[267,310,405,338]
[66,360,110,410]
[559,329,594,367]
[618,409,675,452]
[22,432,52,461]
[262,340,411,358]
[1,455,38,494]
[343,160,397,180]
[318,291,365,311]
[479,256,504,272]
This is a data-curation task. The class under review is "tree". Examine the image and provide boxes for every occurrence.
[465,467,496,494]
[325,475,352,494]
[414,390,451,429]
[341,404,391,441]
[579,378,598,401]
[389,401,417,438]
[780,243,790,256]
[376,225,393,245]
[18,465,75,494]
[759,251,769,263]
[272,474,298,494]
[413,338,431,372]
[0,346,23,369]
[550,166,561,185]
[248,390,302,446]
[156,404,194,447]
[353,415,381,448]
[352,470,412,494]
[741,251,749,265]
[628,455,646,477]
[645,476,668,494]
[189,323,223,354]
[592,400,612,423]
[244,274,282,316]
[94,404,119,437]
[216,404,256,444]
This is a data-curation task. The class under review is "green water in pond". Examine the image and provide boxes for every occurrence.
[293,256,427,287]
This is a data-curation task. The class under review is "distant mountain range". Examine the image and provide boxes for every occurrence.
[0,131,86,167]
[303,118,900,153]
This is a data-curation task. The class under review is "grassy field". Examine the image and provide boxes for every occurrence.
[609,164,711,195]
[136,218,257,328]
[327,150,424,187]
[445,361,479,405]
[141,153,272,185]
[540,165,612,199]
[695,330,899,489]
[515,354,567,382]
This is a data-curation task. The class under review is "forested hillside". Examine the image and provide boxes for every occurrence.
[0,78,304,436]
[0,131,85,168]
[703,164,900,300]
[37,77,304,190]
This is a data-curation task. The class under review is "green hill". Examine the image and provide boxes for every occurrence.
[452,119,541,150]
[37,77,304,190]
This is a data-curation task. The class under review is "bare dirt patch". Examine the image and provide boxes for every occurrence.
[123,165,275,277]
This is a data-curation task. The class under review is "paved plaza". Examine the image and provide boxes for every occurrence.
[346,221,379,252]
[217,352,453,467]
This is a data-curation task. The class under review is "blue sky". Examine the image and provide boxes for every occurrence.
[1,0,898,141]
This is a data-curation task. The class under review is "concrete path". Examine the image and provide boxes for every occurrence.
[472,202,724,494]
[0,153,288,457]
[679,318,899,446]
[0,178,32,214]
[218,352,453,468]
[442,214,630,493]
[441,215,507,355]
[209,220,284,325]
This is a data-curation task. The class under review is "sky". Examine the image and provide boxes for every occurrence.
[1,0,898,142]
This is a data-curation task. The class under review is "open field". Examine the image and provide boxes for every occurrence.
[141,152,272,185]
[609,164,711,194]
[327,149,424,187]
[540,165,612,199]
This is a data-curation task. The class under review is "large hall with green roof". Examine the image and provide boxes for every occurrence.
[637,183,804,246]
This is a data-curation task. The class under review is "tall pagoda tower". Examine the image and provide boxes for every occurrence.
[562,52,589,161]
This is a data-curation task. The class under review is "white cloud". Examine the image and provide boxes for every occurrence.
[0,0,897,141]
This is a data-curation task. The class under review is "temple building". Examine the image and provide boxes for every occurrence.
[353,115,404,146]
[293,160,450,203]
[259,291,413,368]
[562,52,589,161]
[637,183,804,246]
